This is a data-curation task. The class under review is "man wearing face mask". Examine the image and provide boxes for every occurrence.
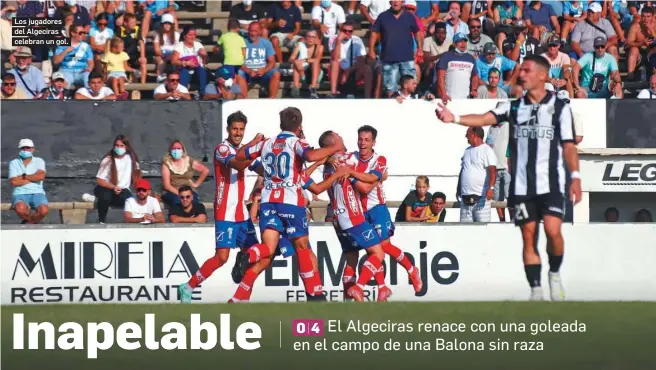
[204,66,244,100]
[55,0,91,29]
[435,32,479,103]
[8,47,46,99]
[312,0,346,43]
[37,71,73,100]
[8,139,49,224]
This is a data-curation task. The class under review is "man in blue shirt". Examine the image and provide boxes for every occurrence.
[369,0,423,97]
[8,139,49,224]
[265,0,303,63]
[572,36,623,98]
[238,22,281,98]
[53,24,94,88]
[475,42,518,92]
[523,0,560,43]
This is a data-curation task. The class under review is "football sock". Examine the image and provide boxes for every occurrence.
[232,269,259,301]
[356,255,382,289]
[189,256,223,289]
[374,265,386,288]
[383,243,414,273]
[247,243,271,263]
[548,254,563,273]
[524,264,542,288]
[297,248,323,295]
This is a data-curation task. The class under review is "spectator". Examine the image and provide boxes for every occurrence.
[15,0,45,17]
[634,209,653,223]
[89,13,114,74]
[421,192,447,223]
[204,66,245,100]
[541,34,573,95]
[139,0,178,40]
[1,73,28,99]
[626,6,655,80]
[289,29,324,98]
[466,17,494,58]
[475,42,519,90]
[74,72,116,100]
[436,33,479,102]
[522,0,560,44]
[152,13,179,82]
[8,139,49,224]
[124,179,165,224]
[604,207,619,222]
[476,68,508,99]
[312,0,346,43]
[102,37,132,98]
[395,175,432,222]
[402,0,426,84]
[444,1,469,42]
[393,74,434,102]
[573,36,623,98]
[55,0,91,28]
[216,18,246,76]
[413,0,440,27]
[457,127,496,223]
[329,21,372,98]
[493,0,522,26]
[369,0,422,97]
[154,69,191,100]
[94,135,141,224]
[160,139,209,208]
[485,105,511,222]
[359,0,391,25]
[53,24,94,88]
[169,185,208,224]
[238,22,281,99]
[561,0,588,42]
[265,0,303,63]
[229,0,266,37]
[637,74,656,99]
[60,9,75,37]
[463,0,494,32]
[8,47,46,99]
[571,3,619,61]
[171,26,208,97]
[118,13,147,84]
[37,71,73,100]
[421,22,451,82]
[502,19,542,64]
[1,5,16,71]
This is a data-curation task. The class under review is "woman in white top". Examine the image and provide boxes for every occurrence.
[152,13,180,82]
[94,135,141,223]
[171,26,208,97]
[89,13,114,73]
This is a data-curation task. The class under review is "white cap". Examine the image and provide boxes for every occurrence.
[18,139,34,148]
[588,2,602,13]
[404,0,417,7]
[557,90,570,100]
[161,13,174,24]
[51,71,65,81]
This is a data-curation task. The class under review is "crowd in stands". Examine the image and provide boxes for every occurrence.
[1,0,655,100]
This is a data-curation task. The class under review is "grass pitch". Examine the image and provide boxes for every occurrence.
[3,302,655,370]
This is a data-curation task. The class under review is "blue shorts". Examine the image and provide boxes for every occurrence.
[215,219,259,249]
[365,204,395,241]
[259,203,309,239]
[343,222,381,250]
[12,193,48,209]
[276,235,296,258]
[238,68,279,85]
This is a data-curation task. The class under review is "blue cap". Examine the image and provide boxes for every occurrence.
[453,32,468,43]
[216,66,235,80]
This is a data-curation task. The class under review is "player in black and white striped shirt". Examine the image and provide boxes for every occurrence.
[436,55,582,302]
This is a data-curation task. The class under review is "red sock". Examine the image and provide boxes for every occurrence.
[374,265,386,288]
[356,255,381,288]
[232,268,259,301]
[188,256,223,288]
[383,243,414,273]
[342,265,356,284]
[247,243,271,263]
[297,248,323,295]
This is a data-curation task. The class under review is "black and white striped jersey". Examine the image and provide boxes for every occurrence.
[490,93,576,198]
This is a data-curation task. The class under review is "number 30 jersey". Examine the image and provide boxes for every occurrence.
[245,131,310,207]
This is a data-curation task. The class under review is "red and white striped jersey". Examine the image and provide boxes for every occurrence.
[325,153,366,230]
[352,151,387,211]
[245,131,310,207]
[214,141,247,222]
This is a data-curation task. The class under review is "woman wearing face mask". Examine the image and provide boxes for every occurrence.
[160,139,209,208]
[93,135,141,224]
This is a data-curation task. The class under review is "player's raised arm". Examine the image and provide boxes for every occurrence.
[305,165,353,195]
[303,136,345,162]
[235,134,265,161]
[435,101,501,127]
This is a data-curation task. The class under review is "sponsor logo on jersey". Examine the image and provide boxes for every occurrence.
[515,125,555,140]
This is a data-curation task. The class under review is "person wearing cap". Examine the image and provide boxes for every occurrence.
[476,67,509,99]
[475,42,518,90]
[435,32,479,102]
[8,139,49,224]
[37,71,73,100]
[124,179,165,224]
[522,0,560,44]
[571,2,619,60]
[573,36,623,98]
[152,13,180,82]
[138,0,179,40]
[502,18,542,64]
[204,66,244,100]
[541,34,573,95]
[1,73,28,99]
[444,1,469,43]
[626,6,655,80]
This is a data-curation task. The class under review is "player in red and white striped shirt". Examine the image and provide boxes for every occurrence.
[178,111,267,303]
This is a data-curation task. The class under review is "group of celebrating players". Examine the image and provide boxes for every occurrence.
[178,106,422,303]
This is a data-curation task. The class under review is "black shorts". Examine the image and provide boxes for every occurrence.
[511,193,566,227]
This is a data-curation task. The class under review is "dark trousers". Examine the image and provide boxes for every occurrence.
[94,185,132,223]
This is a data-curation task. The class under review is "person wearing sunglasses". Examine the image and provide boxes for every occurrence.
[124,179,165,224]
[154,69,191,100]
[53,24,94,89]
[169,185,207,224]
[1,73,28,99]
[572,36,623,99]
